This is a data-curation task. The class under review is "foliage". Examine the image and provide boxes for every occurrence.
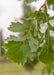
[4,0,54,71]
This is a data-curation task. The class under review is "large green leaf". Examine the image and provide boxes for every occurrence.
[4,41,36,65]
[8,22,31,32]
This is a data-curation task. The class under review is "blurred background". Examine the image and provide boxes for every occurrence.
[0,0,54,75]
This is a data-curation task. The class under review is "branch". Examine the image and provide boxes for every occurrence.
[39,0,47,10]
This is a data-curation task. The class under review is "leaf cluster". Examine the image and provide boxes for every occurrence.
[3,0,54,69]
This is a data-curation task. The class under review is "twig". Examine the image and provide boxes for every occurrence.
[39,0,47,10]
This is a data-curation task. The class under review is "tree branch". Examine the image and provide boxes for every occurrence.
[39,0,47,10]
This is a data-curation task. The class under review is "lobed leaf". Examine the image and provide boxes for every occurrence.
[4,41,36,65]
[8,22,31,32]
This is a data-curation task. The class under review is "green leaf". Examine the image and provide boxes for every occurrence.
[39,48,54,64]
[6,35,26,41]
[39,37,54,64]
[28,33,38,52]
[8,22,31,32]
[4,41,36,65]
